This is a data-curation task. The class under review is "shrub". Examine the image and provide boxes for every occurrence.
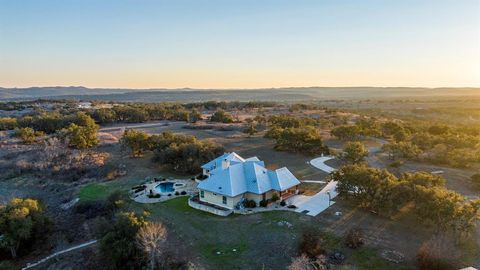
[259,200,268,207]
[107,190,126,211]
[174,191,180,196]
[210,110,234,123]
[75,200,110,219]
[280,200,286,206]
[416,235,458,270]
[344,228,365,249]
[16,127,37,144]
[180,191,187,195]
[299,230,325,258]
[243,199,256,208]
[147,194,161,198]
[271,193,280,202]
[287,205,297,209]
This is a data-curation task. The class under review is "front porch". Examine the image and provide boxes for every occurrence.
[279,187,299,200]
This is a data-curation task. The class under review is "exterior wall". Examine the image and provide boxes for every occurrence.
[199,190,242,209]
[245,190,276,204]
[188,198,232,216]
[198,186,299,209]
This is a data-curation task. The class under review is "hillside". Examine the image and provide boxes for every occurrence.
[1,86,480,102]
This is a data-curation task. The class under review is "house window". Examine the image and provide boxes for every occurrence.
[222,196,227,204]
[200,190,204,198]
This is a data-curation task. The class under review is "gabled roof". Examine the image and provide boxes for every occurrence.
[197,152,300,197]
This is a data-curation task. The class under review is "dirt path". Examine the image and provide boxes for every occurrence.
[21,240,97,270]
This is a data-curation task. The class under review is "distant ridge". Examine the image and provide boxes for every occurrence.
[1,86,479,102]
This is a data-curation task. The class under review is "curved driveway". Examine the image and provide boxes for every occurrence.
[309,156,336,173]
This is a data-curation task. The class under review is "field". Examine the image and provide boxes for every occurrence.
[1,98,479,269]
[81,119,478,268]
[132,196,410,270]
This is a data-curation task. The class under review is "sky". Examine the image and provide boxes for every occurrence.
[0,0,479,89]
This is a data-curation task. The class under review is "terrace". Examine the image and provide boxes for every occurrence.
[188,195,233,216]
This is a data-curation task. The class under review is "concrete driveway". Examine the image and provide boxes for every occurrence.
[309,156,336,173]
[292,180,338,216]
[288,155,339,216]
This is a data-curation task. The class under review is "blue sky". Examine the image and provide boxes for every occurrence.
[0,0,479,88]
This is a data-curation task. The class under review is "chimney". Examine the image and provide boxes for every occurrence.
[222,158,230,169]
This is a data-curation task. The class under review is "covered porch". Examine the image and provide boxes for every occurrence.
[279,186,299,200]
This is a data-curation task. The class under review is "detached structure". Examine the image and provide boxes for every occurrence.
[189,152,301,215]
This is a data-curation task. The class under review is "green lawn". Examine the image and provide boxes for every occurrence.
[129,197,410,270]
[78,183,112,201]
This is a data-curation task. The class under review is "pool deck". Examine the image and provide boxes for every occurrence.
[131,179,197,204]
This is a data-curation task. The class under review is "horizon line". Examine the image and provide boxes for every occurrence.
[2,85,480,90]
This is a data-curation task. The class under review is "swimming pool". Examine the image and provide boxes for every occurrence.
[155,182,174,193]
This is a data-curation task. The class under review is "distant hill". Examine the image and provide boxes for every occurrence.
[1,86,479,102]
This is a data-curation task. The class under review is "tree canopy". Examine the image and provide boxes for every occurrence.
[341,141,368,164]
[0,198,50,258]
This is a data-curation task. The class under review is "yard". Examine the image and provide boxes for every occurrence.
[134,197,410,270]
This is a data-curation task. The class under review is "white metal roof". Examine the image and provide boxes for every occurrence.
[198,152,300,197]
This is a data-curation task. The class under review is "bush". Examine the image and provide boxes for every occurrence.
[75,200,110,219]
[417,236,458,270]
[210,110,234,123]
[271,193,280,202]
[174,191,180,196]
[299,230,325,258]
[287,205,297,209]
[344,228,365,249]
[259,200,268,207]
[147,194,161,198]
[180,191,187,195]
[280,200,286,206]
[243,199,256,208]
[107,190,126,211]
[16,127,37,144]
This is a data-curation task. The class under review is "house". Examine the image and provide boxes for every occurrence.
[194,152,301,211]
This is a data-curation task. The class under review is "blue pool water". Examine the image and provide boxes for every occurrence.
[155,182,174,193]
